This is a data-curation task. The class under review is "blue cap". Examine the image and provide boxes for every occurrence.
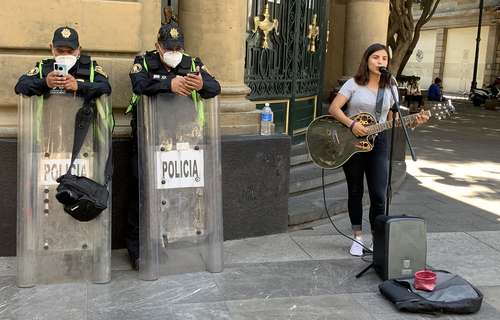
[157,22,184,50]
[52,27,79,49]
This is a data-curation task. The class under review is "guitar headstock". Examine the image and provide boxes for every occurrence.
[428,100,455,120]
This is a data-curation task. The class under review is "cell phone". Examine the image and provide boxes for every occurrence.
[188,66,201,76]
[53,63,68,76]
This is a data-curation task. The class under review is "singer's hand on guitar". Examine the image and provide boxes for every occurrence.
[351,122,368,137]
[414,110,430,127]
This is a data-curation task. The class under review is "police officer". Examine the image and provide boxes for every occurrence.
[15,26,111,97]
[126,21,221,270]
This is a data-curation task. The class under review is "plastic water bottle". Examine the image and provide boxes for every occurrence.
[260,103,273,136]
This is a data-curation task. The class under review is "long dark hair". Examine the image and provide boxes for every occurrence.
[354,43,391,88]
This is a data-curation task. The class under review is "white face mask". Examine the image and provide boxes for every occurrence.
[55,55,78,70]
[162,51,183,68]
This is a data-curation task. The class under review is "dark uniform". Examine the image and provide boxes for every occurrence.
[14,27,111,97]
[129,52,219,98]
[15,55,111,97]
[126,22,221,268]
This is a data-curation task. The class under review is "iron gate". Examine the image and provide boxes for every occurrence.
[245,0,328,141]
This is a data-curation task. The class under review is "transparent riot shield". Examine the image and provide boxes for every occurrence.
[138,93,223,280]
[17,92,113,287]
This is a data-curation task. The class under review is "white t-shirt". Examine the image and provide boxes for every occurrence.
[338,78,398,123]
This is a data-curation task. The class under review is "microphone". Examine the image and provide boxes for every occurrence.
[379,66,390,74]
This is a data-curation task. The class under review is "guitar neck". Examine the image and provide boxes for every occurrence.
[366,110,431,135]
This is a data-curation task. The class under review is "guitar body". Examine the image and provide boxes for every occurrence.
[306,101,455,170]
[306,113,378,169]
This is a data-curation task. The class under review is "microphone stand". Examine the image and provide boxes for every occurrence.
[385,72,416,215]
[356,70,417,279]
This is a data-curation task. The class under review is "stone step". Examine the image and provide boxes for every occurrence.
[290,153,311,166]
[289,162,345,194]
[219,110,260,127]
[288,180,353,226]
[290,143,312,167]
[288,161,407,226]
[220,124,259,135]
[290,142,308,157]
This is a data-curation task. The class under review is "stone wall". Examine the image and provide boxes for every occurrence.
[432,28,448,82]
[417,0,499,90]
[0,0,161,138]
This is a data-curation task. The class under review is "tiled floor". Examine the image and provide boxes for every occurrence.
[1,102,500,319]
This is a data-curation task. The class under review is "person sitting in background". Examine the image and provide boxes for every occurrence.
[406,79,423,113]
[428,77,444,101]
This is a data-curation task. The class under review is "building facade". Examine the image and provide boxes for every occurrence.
[403,0,499,93]
[0,0,395,255]
[0,0,393,139]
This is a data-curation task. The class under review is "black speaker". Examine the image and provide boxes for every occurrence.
[373,215,427,280]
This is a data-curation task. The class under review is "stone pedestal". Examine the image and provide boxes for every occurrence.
[221,135,290,240]
[179,0,258,135]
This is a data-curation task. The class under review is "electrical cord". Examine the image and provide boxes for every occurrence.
[321,168,373,255]
[322,170,434,268]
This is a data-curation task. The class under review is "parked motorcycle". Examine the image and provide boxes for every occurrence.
[470,77,500,107]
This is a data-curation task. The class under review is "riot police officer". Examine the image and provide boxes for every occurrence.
[126,21,221,270]
[15,26,111,97]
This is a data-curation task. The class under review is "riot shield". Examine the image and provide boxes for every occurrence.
[17,92,113,287]
[137,93,223,280]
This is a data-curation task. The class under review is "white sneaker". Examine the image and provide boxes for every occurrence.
[350,236,364,256]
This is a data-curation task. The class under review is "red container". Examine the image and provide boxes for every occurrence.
[414,270,437,291]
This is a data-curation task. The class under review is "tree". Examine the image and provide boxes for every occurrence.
[387,0,441,77]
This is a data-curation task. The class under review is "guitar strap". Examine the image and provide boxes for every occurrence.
[375,87,385,121]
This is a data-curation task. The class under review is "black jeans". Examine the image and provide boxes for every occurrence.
[342,132,388,233]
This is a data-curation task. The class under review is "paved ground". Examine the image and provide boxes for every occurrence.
[1,101,500,319]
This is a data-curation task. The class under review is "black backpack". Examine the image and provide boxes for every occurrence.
[55,95,112,222]
[379,270,483,315]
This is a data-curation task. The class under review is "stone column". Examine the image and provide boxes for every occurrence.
[343,0,390,76]
[178,0,259,135]
[483,21,499,85]
[432,28,448,82]
[323,0,347,99]
[496,23,500,82]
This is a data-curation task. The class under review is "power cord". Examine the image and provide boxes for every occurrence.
[321,168,373,257]
[322,170,433,268]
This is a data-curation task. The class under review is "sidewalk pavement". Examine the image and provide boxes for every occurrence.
[1,101,500,319]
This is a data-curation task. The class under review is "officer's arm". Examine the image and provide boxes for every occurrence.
[14,65,50,96]
[195,58,221,99]
[76,62,112,96]
[130,56,174,96]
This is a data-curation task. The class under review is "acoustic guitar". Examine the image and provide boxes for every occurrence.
[305,101,455,169]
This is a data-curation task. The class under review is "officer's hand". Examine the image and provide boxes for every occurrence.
[184,73,203,91]
[171,76,191,96]
[46,71,66,89]
[62,74,78,92]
